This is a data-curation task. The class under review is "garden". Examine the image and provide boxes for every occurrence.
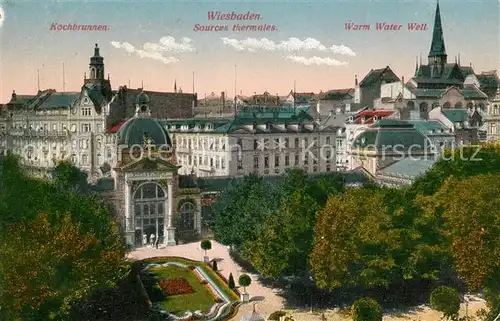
[139,256,240,320]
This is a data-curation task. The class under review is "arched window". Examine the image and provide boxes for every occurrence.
[494,105,499,115]
[179,201,196,230]
[443,102,451,109]
[478,103,485,110]
[419,102,428,119]
[407,101,415,110]
[454,102,463,109]
[90,68,96,79]
[133,183,166,247]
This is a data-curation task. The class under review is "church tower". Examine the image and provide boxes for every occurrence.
[428,1,447,77]
[89,43,105,80]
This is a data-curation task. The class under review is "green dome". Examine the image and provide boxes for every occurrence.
[136,91,150,104]
[352,124,432,152]
[117,117,172,147]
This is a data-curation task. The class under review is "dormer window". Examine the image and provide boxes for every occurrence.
[206,123,213,130]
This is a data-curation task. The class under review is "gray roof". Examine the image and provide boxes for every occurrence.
[117,117,172,147]
[321,113,350,127]
[379,157,437,179]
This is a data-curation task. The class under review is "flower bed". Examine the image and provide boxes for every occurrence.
[158,278,194,296]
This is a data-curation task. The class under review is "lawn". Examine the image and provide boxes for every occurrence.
[150,264,215,314]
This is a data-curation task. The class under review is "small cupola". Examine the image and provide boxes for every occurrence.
[135,90,151,117]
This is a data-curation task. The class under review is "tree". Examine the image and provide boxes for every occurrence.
[0,213,127,320]
[238,274,251,294]
[200,240,212,256]
[351,298,382,321]
[212,260,218,271]
[208,174,282,247]
[430,286,461,320]
[410,144,500,196]
[419,174,500,316]
[310,188,401,290]
[228,273,236,289]
[0,156,127,320]
[242,170,345,278]
[52,160,89,194]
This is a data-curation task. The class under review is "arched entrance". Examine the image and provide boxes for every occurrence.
[133,182,166,247]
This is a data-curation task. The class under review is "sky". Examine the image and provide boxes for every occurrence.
[0,0,498,103]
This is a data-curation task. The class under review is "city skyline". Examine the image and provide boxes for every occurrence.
[0,0,499,103]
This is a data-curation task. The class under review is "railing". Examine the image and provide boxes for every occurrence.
[7,129,70,137]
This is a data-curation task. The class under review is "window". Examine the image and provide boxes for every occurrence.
[284,138,289,148]
[275,155,280,167]
[254,139,259,150]
[295,153,299,165]
[326,137,331,145]
[237,138,242,149]
[210,158,214,167]
[82,154,88,165]
[106,148,112,159]
[294,138,299,148]
[304,153,309,165]
[97,124,102,133]
[264,156,269,168]
[52,124,57,131]
[326,164,331,172]
[82,107,92,116]
[133,183,166,246]
[221,158,225,169]
[285,155,290,166]
[179,202,196,230]
[81,124,91,132]
[254,155,259,169]
[237,158,242,170]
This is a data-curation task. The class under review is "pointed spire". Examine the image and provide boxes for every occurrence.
[415,56,419,75]
[141,80,144,89]
[174,79,177,93]
[429,0,447,61]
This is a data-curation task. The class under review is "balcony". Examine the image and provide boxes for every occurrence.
[7,129,70,137]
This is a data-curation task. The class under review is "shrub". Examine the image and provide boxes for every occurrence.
[212,260,218,271]
[201,239,212,255]
[268,310,287,320]
[228,273,236,289]
[158,279,194,296]
[351,297,382,321]
[430,286,460,320]
[238,274,251,293]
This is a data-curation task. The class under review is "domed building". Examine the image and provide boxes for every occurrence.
[111,91,202,247]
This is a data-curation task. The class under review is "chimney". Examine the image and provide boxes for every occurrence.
[221,91,226,110]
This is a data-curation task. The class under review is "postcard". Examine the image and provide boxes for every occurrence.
[0,1,499,321]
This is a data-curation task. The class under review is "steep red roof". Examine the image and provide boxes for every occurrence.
[107,120,127,133]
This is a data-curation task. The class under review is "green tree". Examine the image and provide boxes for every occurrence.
[410,144,500,196]
[310,188,401,290]
[208,174,281,247]
[200,239,212,256]
[228,273,236,289]
[419,174,500,316]
[351,298,382,321]
[242,170,345,278]
[430,286,461,320]
[0,155,127,320]
[52,160,89,194]
[238,274,251,294]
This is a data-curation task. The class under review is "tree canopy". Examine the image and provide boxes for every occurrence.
[0,154,127,320]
